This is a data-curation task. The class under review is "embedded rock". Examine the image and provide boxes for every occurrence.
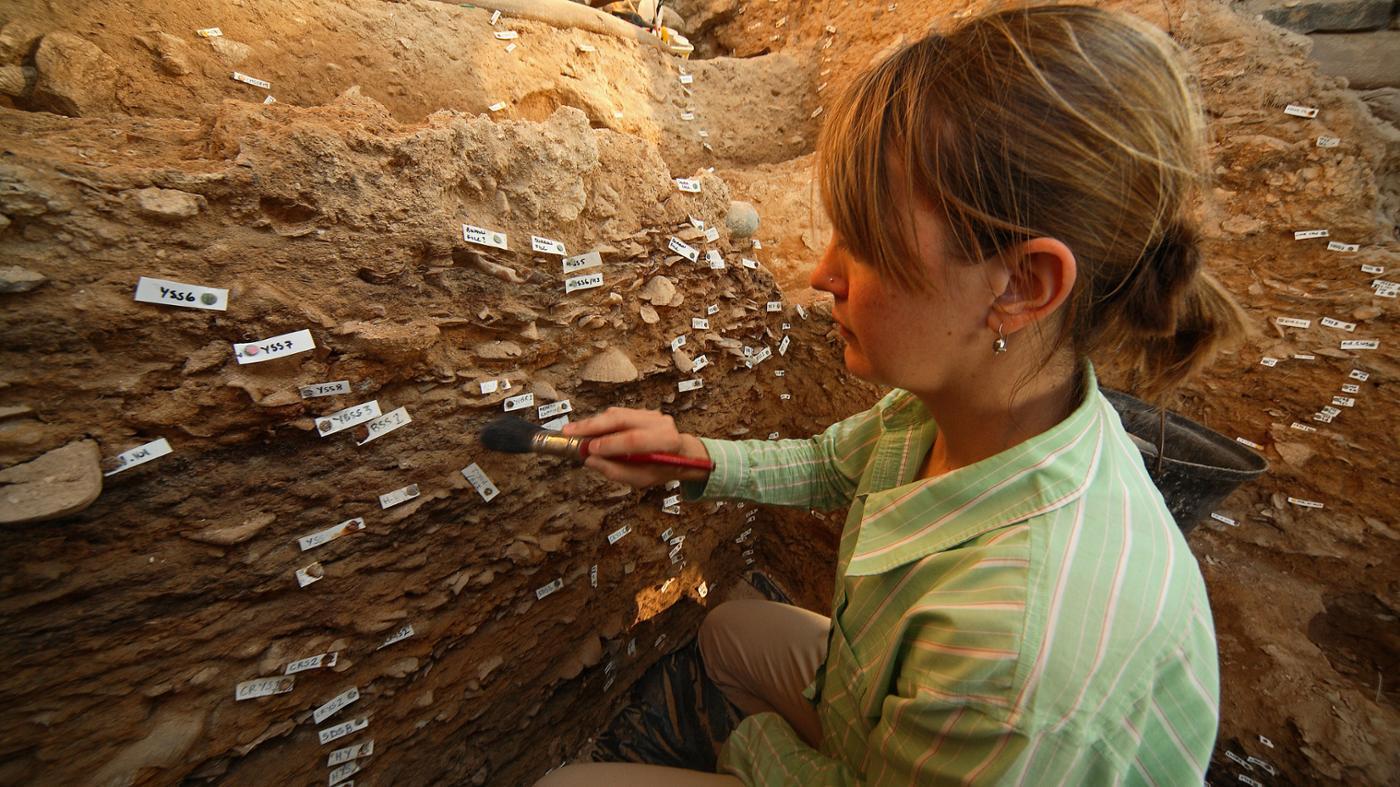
[30,32,118,116]
[0,440,103,525]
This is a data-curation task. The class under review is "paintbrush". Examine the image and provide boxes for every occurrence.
[479,415,715,471]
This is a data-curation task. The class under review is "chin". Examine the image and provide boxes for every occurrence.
[842,346,877,383]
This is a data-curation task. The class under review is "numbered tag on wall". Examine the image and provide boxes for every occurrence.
[461,463,499,501]
[104,437,173,476]
[134,276,228,311]
[234,329,315,364]
[355,407,411,445]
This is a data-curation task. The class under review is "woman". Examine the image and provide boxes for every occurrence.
[541,5,1242,784]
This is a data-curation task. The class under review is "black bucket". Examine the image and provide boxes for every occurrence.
[1102,388,1268,535]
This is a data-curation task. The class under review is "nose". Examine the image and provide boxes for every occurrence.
[810,240,848,299]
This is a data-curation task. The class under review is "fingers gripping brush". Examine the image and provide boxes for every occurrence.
[479,416,715,471]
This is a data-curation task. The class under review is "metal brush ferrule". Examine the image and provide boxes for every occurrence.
[531,432,587,462]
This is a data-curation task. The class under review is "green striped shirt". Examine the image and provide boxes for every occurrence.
[694,367,1219,785]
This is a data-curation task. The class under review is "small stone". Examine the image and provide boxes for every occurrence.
[725,201,760,238]
[30,32,118,117]
[1220,214,1266,236]
[580,347,640,383]
[206,36,252,65]
[639,276,677,305]
[672,349,694,373]
[0,265,46,293]
[0,64,33,98]
[0,440,103,525]
[134,188,202,221]
[1352,305,1382,320]
[638,303,660,324]
[473,340,523,360]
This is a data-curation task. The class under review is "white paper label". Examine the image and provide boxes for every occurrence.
[1349,369,1369,381]
[578,43,595,53]
[689,216,706,229]
[263,95,276,105]
[489,9,501,24]
[461,463,499,501]
[1283,104,1318,118]
[104,437,172,476]
[535,578,563,600]
[196,27,223,37]
[590,564,598,588]
[1326,241,1359,252]
[670,335,687,351]
[1340,339,1379,350]
[356,407,411,445]
[234,328,315,364]
[1294,354,1315,360]
[295,562,324,588]
[1287,497,1324,509]
[134,276,228,311]
[494,30,518,40]
[1316,136,1340,148]
[562,251,602,273]
[301,380,351,399]
[378,484,420,509]
[532,236,567,256]
[765,301,782,312]
[703,226,720,243]
[795,304,807,319]
[691,318,710,330]
[607,525,631,544]
[1331,396,1355,407]
[317,401,382,437]
[327,740,374,767]
[286,652,339,675]
[1313,412,1333,423]
[1361,264,1384,275]
[1290,422,1318,433]
[775,369,785,377]
[1274,317,1310,329]
[314,687,361,724]
[329,761,360,786]
[298,518,365,551]
[706,304,719,315]
[741,258,759,270]
[488,101,507,112]
[706,250,725,269]
[377,624,414,650]
[541,414,569,431]
[678,378,703,392]
[1259,357,1279,367]
[318,718,368,745]
[1210,513,1237,527]
[697,581,708,598]
[479,379,510,394]
[780,393,791,400]
[663,494,681,508]
[463,224,508,249]
[778,335,791,356]
[565,272,605,293]
[691,354,709,372]
[232,71,271,89]
[1292,229,1328,240]
[746,346,772,368]
[235,676,294,700]
[660,528,674,542]
[674,178,701,193]
[1320,317,1356,332]
[503,393,534,412]
[680,111,695,121]
[679,74,694,84]
[1235,437,1264,450]
[668,237,699,261]
[1321,405,1342,417]
[538,400,572,419]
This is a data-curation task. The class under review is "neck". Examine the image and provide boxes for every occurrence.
[917,354,1082,478]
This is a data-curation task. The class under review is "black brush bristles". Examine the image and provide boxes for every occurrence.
[480,415,545,453]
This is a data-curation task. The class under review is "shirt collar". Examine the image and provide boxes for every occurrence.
[846,365,1108,577]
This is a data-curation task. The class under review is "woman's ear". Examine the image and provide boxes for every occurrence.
[989,237,1077,335]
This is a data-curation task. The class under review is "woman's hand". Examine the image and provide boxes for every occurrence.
[562,407,712,488]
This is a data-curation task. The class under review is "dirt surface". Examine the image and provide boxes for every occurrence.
[0,0,1396,784]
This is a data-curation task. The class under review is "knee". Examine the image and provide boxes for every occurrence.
[698,601,746,674]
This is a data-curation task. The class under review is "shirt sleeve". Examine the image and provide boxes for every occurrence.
[717,692,1027,786]
[682,394,891,511]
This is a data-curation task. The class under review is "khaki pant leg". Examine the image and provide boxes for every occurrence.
[698,599,830,749]
[534,762,745,787]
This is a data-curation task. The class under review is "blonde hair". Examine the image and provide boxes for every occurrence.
[817,5,1245,400]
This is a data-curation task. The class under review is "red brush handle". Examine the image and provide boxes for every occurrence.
[579,441,714,470]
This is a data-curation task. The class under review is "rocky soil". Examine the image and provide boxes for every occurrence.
[0,0,1396,785]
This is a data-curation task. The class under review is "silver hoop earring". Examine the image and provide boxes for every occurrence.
[993,323,1008,354]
